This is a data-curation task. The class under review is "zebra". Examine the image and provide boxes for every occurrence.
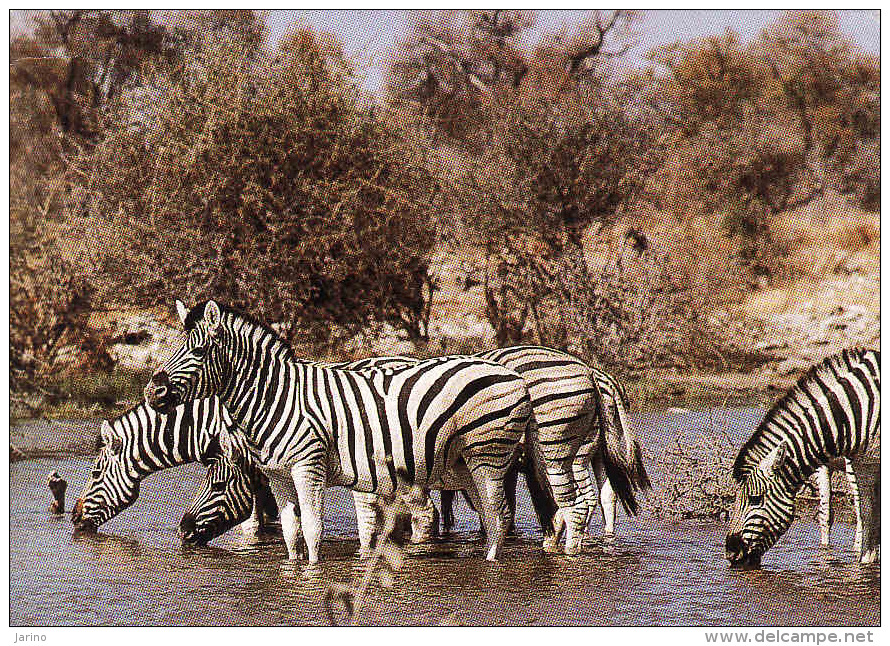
[70,397,259,532]
[71,356,410,545]
[180,429,280,545]
[180,346,650,554]
[435,348,647,548]
[726,348,880,568]
[472,346,649,553]
[146,300,542,562]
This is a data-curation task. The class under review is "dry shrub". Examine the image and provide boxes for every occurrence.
[65,24,439,343]
[650,422,737,520]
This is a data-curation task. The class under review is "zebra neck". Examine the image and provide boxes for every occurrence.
[750,415,836,490]
[125,401,223,476]
[217,330,312,444]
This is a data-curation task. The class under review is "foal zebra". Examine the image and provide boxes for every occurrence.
[726,348,880,567]
[146,300,540,562]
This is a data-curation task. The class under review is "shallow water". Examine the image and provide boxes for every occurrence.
[9,408,879,626]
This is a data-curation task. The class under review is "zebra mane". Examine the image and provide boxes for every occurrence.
[731,347,874,482]
[185,300,296,362]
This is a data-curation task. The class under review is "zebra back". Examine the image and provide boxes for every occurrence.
[733,348,880,485]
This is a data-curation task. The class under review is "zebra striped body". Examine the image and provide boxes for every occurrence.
[475,347,649,553]
[183,347,650,553]
[181,356,415,549]
[726,348,880,567]
[147,301,535,562]
[71,398,237,531]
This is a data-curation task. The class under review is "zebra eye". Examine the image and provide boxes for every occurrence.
[193,344,209,358]
[211,480,227,492]
[91,468,103,479]
[749,495,763,506]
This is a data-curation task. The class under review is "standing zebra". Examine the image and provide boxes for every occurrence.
[726,348,880,568]
[145,300,540,562]
[476,346,649,552]
[181,346,650,554]
[70,397,264,531]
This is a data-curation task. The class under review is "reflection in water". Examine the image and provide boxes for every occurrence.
[9,408,880,626]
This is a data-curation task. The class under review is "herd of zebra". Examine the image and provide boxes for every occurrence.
[70,300,880,568]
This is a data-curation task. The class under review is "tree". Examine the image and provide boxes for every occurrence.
[65,25,439,343]
[453,12,666,359]
[385,10,534,143]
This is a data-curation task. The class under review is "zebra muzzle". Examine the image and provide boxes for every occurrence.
[725,533,761,569]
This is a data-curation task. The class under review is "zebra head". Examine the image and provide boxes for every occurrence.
[725,442,796,569]
[71,421,140,531]
[146,300,226,414]
[180,451,254,546]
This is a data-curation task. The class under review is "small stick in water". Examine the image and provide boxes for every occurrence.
[47,471,67,515]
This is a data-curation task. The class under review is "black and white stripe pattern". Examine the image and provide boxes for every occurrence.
[182,348,651,553]
[726,348,880,567]
[179,429,280,545]
[475,346,650,553]
[71,398,234,530]
[147,300,535,562]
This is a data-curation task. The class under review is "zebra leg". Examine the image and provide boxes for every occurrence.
[844,459,863,554]
[850,459,879,564]
[352,491,378,558]
[593,451,619,538]
[266,472,303,559]
[461,481,486,537]
[504,458,519,536]
[566,443,595,554]
[291,464,326,564]
[466,464,509,561]
[441,490,456,534]
[236,500,263,538]
[814,465,832,546]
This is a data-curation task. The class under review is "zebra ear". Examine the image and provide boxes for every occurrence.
[204,300,222,336]
[175,300,189,327]
[758,442,789,478]
[100,421,122,454]
[218,429,245,464]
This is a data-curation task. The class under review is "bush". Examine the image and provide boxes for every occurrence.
[66,25,439,343]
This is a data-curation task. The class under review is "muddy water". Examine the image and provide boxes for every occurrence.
[9,408,879,626]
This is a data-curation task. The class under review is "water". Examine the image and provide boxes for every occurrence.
[9,408,879,626]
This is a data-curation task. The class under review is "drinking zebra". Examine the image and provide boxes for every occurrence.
[180,345,650,554]
[70,397,260,532]
[145,300,541,562]
[179,430,279,545]
[726,348,880,568]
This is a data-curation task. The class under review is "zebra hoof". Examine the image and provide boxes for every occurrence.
[542,536,560,553]
[563,542,582,556]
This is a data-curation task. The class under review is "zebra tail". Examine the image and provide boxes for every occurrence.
[522,416,558,538]
[599,374,651,516]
